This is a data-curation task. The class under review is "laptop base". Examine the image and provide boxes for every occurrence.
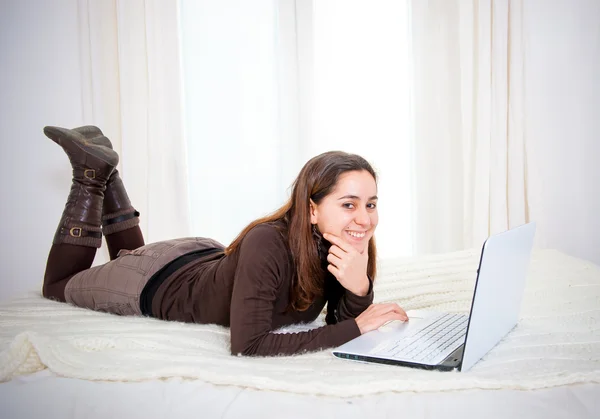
[333,344,465,372]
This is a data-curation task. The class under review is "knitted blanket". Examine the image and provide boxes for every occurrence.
[1,249,599,397]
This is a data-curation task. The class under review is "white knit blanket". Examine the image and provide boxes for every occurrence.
[1,249,599,397]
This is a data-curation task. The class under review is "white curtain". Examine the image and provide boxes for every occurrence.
[78,0,532,262]
[410,0,528,255]
[78,0,598,266]
[78,0,190,256]
[180,0,414,259]
[179,0,292,247]
[308,0,413,259]
[297,0,530,257]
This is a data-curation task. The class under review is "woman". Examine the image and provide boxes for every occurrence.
[42,125,407,356]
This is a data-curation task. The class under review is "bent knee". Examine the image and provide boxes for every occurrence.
[42,282,68,303]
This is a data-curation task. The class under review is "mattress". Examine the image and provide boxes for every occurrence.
[1,370,598,419]
[1,248,599,418]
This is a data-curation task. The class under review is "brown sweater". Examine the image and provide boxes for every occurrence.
[151,222,373,356]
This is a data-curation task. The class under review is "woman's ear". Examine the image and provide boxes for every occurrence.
[309,199,318,225]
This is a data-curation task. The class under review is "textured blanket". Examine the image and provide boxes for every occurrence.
[1,249,599,397]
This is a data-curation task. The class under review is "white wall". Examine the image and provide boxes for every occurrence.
[0,0,85,301]
[524,0,600,265]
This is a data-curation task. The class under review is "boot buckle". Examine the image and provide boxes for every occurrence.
[69,227,83,237]
[84,169,96,179]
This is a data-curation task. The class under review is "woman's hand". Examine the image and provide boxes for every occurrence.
[323,232,370,296]
[355,303,408,334]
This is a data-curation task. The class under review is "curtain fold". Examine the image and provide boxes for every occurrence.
[78,0,533,260]
[78,0,190,247]
[410,0,528,255]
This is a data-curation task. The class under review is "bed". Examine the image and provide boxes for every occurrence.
[1,248,599,418]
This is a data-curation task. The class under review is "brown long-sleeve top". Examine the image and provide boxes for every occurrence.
[151,222,373,356]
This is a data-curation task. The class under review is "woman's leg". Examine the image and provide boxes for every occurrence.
[104,227,145,260]
[72,126,144,259]
[43,244,96,301]
[42,126,118,302]
[101,173,144,259]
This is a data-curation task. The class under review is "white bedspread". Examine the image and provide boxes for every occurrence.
[1,249,599,397]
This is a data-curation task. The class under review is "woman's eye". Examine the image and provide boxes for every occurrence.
[367,202,377,209]
[342,203,355,209]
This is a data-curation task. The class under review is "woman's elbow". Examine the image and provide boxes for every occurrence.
[230,338,257,356]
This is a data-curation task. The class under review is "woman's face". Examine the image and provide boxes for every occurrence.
[310,170,378,253]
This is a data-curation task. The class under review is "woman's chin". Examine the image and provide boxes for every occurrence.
[347,240,368,254]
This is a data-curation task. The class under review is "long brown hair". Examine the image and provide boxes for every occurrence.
[225,151,378,311]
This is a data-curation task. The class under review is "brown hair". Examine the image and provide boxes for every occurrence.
[225,151,378,311]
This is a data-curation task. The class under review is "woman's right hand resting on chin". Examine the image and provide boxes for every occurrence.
[355,303,409,334]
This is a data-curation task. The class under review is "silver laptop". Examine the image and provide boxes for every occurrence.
[332,222,536,372]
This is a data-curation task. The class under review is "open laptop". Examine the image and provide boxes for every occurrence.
[332,222,536,372]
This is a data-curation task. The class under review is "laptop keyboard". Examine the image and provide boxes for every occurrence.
[372,313,468,364]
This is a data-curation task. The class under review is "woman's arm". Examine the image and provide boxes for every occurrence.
[228,225,362,356]
[328,276,374,324]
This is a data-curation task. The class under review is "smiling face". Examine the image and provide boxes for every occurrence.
[310,170,378,253]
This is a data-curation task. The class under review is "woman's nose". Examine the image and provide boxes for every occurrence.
[355,208,371,226]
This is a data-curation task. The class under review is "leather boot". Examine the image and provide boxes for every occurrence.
[72,126,140,235]
[44,126,118,247]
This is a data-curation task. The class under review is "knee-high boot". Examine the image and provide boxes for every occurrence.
[72,126,144,258]
[42,126,118,300]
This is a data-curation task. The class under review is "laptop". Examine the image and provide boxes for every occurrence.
[332,222,536,372]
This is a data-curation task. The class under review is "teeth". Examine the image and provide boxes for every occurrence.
[347,231,366,238]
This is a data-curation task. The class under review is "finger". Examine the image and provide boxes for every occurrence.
[388,304,408,319]
[370,303,408,320]
[380,302,405,313]
[375,311,408,328]
[323,233,354,253]
[368,303,398,313]
[326,253,342,267]
[359,310,408,334]
[327,263,341,278]
[328,245,346,259]
[376,302,407,318]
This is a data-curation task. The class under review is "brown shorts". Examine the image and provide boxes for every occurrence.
[64,237,224,316]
